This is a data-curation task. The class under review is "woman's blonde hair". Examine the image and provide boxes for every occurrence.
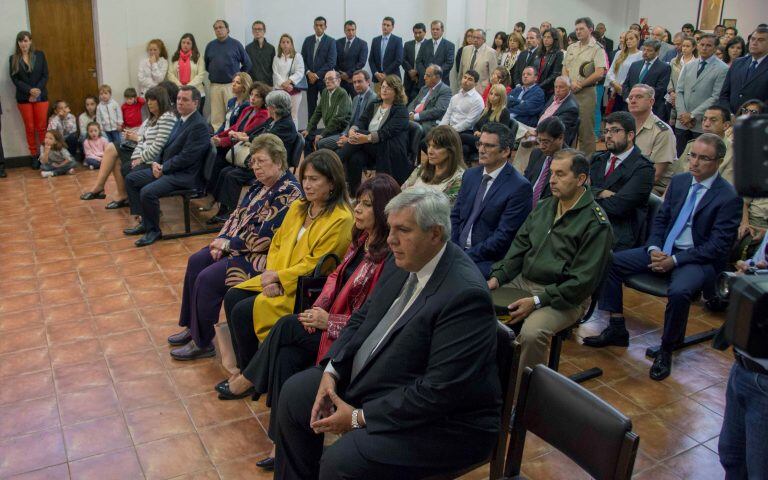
[613,31,640,74]
[233,72,253,101]
[483,84,508,122]
[278,34,297,58]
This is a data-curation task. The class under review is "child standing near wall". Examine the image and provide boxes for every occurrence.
[47,100,78,157]
[40,130,77,177]
[83,122,109,170]
[96,84,122,144]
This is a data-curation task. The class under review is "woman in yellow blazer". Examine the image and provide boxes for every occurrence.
[222,149,354,380]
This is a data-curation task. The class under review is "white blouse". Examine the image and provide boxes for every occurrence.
[138,57,169,96]
[272,53,306,90]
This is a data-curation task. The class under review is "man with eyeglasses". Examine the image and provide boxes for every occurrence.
[450,122,532,279]
[408,64,452,137]
[585,133,741,381]
[673,105,734,184]
[245,21,276,86]
[300,70,351,155]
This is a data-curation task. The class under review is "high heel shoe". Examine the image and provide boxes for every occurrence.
[217,383,256,400]
[80,190,106,200]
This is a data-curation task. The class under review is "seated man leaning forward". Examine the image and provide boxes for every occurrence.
[273,187,501,480]
[123,85,210,246]
[488,149,613,390]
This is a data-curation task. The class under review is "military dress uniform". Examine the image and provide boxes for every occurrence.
[563,37,607,155]
[634,113,677,195]
[489,187,613,390]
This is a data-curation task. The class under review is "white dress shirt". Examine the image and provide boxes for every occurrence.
[604,145,634,175]
[439,88,484,132]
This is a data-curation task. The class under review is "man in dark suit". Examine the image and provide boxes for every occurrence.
[536,76,580,145]
[595,23,614,55]
[585,134,742,381]
[622,40,672,117]
[511,30,541,87]
[523,117,566,207]
[369,16,404,89]
[589,111,655,251]
[274,188,501,480]
[415,20,455,86]
[124,86,209,246]
[408,64,452,136]
[301,16,337,118]
[335,20,368,97]
[451,122,532,278]
[507,67,546,127]
[403,23,427,100]
[718,26,768,113]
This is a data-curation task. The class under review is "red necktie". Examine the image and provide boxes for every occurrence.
[606,156,618,177]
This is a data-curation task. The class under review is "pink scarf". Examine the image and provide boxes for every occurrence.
[178,50,192,85]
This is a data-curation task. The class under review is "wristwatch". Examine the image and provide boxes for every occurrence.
[351,409,363,429]
[533,295,542,309]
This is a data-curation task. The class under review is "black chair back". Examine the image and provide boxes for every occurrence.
[567,117,580,147]
[201,139,217,185]
[407,121,423,169]
[290,135,305,168]
[505,366,639,480]
[637,193,663,245]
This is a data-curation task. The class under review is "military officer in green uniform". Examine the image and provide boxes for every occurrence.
[488,148,613,391]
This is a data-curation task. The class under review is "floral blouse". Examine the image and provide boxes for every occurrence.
[402,165,466,205]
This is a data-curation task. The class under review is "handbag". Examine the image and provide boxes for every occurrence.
[293,253,341,314]
[229,141,252,168]
[290,57,309,91]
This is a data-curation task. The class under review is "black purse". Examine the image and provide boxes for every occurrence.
[293,253,341,314]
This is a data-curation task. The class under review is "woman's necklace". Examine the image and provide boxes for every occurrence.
[307,204,320,220]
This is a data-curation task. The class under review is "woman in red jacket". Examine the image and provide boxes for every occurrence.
[215,174,401,470]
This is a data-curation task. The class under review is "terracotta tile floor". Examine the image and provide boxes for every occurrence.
[0,167,730,479]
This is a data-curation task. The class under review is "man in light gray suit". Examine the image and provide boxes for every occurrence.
[673,34,728,155]
[317,70,376,151]
[408,65,453,136]
[416,20,455,87]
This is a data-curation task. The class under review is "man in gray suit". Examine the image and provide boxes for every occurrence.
[673,34,728,154]
[416,20,455,87]
[317,70,376,151]
[652,26,674,60]
[408,65,452,136]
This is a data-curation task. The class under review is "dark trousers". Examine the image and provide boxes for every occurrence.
[306,83,325,120]
[674,127,701,157]
[64,133,79,158]
[458,130,478,162]
[124,169,195,233]
[303,130,321,155]
[223,287,260,371]
[206,147,232,194]
[213,166,254,212]
[598,246,716,349]
[243,314,321,440]
[337,142,375,193]
[178,247,231,348]
[275,367,448,480]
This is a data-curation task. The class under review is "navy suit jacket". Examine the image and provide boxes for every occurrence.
[335,37,368,78]
[718,55,768,113]
[416,38,455,85]
[507,84,546,127]
[622,58,671,116]
[301,35,337,79]
[541,94,580,145]
[647,172,741,270]
[369,35,404,81]
[450,163,532,278]
[160,111,210,184]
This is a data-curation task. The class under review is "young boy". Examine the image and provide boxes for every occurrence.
[121,87,145,130]
[47,100,78,157]
[96,84,123,144]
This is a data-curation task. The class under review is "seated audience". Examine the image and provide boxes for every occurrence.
[123,86,209,246]
[584,134,741,381]
[167,33,208,112]
[337,74,411,193]
[451,122,532,278]
[480,66,512,104]
[216,72,252,137]
[738,194,768,262]
[46,99,78,157]
[507,66,546,127]
[439,70,485,135]
[489,148,613,391]
[590,111,655,250]
[78,96,99,143]
[726,98,765,141]
[538,75,579,144]
[211,90,299,223]
[605,30,642,112]
[673,105,733,183]
[403,125,466,204]
[222,150,353,385]
[523,116,566,206]
[137,39,169,96]
[273,187,501,479]
[82,122,109,170]
[408,64,452,136]
[217,175,400,471]
[536,28,564,99]
[461,83,513,160]
[272,33,305,126]
[622,39,672,117]
[718,26,768,113]
[39,130,76,178]
[80,86,177,207]
[628,84,677,195]
[168,134,304,360]
[317,70,376,151]
[301,70,351,155]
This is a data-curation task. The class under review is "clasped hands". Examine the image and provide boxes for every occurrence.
[151,162,163,178]
[298,306,329,334]
[677,112,695,129]
[348,129,370,145]
[310,373,359,435]
[648,250,675,273]
[260,270,284,297]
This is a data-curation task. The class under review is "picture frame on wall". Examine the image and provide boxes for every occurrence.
[723,18,737,28]
[697,0,725,31]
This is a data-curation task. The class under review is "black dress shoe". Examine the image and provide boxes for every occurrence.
[170,341,216,361]
[106,199,130,209]
[215,380,229,394]
[583,325,630,348]
[135,230,162,247]
[650,350,673,381]
[217,382,256,400]
[256,457,275,470]
[206,214,228,225]
[123,224,147,235]
[0,167,6,178]
[80,190,106,200]
[167,328,192,346]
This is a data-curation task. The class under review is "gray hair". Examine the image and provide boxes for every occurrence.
[475,29,486,39]
[265,90,291,118]
[643,39,662,52]
[427,64,443,78]
[695,133,727,161]
[631,83,655,99]
[555,75,571,87]
[384,187,451,241]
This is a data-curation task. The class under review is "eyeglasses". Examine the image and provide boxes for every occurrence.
[687,152,717,162]
[740,108,761,115]
[249,157,273,168]
[603,127,626,136]
[476,141,499,150]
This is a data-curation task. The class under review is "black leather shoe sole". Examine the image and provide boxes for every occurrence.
[106,199,130,209]
[170,347,216,361]
[135,232,162,247]
[256,457,275,470]
[80,191,106,200]
[649,355,672,381]
[582,328,630,348]
[217,384,256,400]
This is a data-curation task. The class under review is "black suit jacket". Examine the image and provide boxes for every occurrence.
[512,47,540,87]
[589,146,655,250]
[325,243,500,467]
[524,148,553,200]
[622,58,671,116]
[402,40,421,97]
[160,111,210,184]
[719,55,768,113]
[541,94,580,145]
[416,38,455,85]
[300,35,337,79]
[335,37,368,79]
[9,51,49,103]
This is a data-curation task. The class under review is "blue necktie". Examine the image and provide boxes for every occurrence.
[745,60,758,82]
[381,36,388,66]
[458,174,492,248]
[662,183,703,254]
[351,95,363,126]
[696,60,707,78]
[639,61,651,82]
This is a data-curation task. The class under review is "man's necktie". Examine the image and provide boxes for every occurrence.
[531,157,551,208]
[458,174,492,247]
[381,37,388,65]
[350,96,363,126]
[697,59,707,78]
[605,155,619,177]
[313,37,320,63]
[344,39,351,55]
[350,273,419,380]
[414,88,431,113]
[662,183,703,254]
[745,60,758,82]
[470,48,478,70]
[639,61,651,82]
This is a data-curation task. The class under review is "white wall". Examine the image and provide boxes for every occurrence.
[1,0,30,157]
[638,0,768,33]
